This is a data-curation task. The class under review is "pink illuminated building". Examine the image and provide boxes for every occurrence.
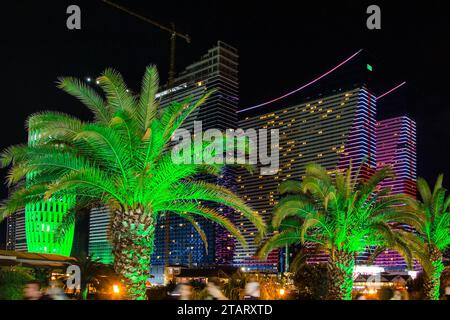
[376,116,417,197]
[371,116,418,270]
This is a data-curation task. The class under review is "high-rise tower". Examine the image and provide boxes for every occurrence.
[6,209,27,252]
[88,207,114,264]
[235,87,377,271]
[152,41,239,267]
[370,115,418,270]
[376,116,417,197]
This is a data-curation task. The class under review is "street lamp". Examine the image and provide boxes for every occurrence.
[112,284,120,294]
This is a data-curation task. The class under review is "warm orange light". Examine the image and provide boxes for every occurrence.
[113,284,120,294]
[279,288,285,296]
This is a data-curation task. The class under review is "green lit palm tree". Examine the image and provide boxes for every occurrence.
[401,175,450,300]
[0,66,265,300]
[257,163,418,300]
[74,252,113,300]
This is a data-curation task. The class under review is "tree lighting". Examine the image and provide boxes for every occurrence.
[256,163,420,300]
[1,66,266,300]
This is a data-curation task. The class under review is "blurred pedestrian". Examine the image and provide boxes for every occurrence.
[206,277,228,300]
[23,280,52,300]
[355,293,367,300]
[172,283,193,300]
[244,277,260,300]
[47,280,69,300]
[391,290,402,300]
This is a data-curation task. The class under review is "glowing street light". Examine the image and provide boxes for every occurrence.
[112,284,120,294]
[279,288,285,296]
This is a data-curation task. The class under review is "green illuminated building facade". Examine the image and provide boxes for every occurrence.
[24,130,75,256]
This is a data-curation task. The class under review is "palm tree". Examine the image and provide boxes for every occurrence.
[402,175,450,300]
[74,252,113,300]
[0,66,265,299]
[257,163,417,300]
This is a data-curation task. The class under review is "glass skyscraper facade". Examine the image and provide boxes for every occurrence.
[152,41,239,267]
[234,87,377,271]
[6,209,27,252]
[371,115,418,270]
[376,116,417,197]
[88,207,114,264]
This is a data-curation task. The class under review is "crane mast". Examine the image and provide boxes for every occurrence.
[101,0,191,87]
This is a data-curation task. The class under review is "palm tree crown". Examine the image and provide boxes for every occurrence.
[258,163,416,299]
[403,175,450,299]
[1,66,265,299]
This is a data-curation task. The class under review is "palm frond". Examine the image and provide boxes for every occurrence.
[166,203,246,247]
[57,78,110,124]
[256,230,300,260]
[278,180,302,195]
[138,65,159,130]
[417,177,432,206]
[175,213,209,254]
[97,68,136,118]
[272,195,314,228]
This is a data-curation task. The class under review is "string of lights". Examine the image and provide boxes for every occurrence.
[376,81,407,100]
[238,49,363,113]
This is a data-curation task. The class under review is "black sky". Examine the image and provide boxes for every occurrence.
[1,1,449,244]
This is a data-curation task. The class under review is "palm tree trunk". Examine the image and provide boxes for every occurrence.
[82,286,88,300]
[423,248,444,300]
[327,251,354,300]
[111,208,155,300]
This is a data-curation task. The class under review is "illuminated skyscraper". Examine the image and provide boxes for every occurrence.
[152,40,239,267]
[88,207,113,264]
[6,209,27,252]
[376,116,417,197]
[370,115,418,270]
[235,87,377,271]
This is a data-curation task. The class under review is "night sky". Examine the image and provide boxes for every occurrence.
[1,1,449,245]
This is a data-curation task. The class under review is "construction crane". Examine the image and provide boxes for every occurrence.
[101,0,191,278]
[101,0,191,88]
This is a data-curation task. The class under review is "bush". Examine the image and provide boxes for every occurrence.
[439,266,450,299]
[0,268,35,300]
[407,272,426,300]
[146,286,169,300]
[378,287,394,300]
[293,264,328,300]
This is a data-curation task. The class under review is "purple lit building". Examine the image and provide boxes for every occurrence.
[376,116,417,197]
[236,87,378,270]
[369,116,418,270]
